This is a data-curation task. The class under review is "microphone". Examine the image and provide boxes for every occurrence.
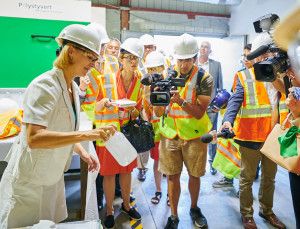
[200,129,235,144]
[140,73,153,86]
[247,45,270,60]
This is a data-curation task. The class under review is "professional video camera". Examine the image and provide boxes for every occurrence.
[141,70,186,106]
[247,14,291,82]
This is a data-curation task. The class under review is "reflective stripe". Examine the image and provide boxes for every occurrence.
[243,69,256,106]
[217,143,241,167]
[279,102,288,111]
[95,113,119,121]
[11,117,21,128]
[138,60,146,77]
[103,74,113,99]
[239,107,272,116]
[84,96,97,103]
[105,55,118,73]
[88,72,98,94]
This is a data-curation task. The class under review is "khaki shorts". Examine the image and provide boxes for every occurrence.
[158,135,207,177]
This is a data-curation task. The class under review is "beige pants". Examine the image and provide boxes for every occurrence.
[239,145,277,217]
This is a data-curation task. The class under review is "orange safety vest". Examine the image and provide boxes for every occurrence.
[159,65,212,140]
[81,54,119,122]
[235,68,289,142]
[95,70,143,146]
[0,109,23,138]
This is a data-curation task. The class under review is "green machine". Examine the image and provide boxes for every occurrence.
[0,17,88,88]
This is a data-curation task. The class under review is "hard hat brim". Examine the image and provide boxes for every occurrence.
[173,52,198,60]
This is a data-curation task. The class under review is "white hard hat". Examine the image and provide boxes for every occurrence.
[173,33,199,59]
[140,34,155,46]
[120,38,144,58]
[251,32,273,53]
[87,22,110,44]
[0,98,19,114]
[144,51,165,68]
[56,24,101,55]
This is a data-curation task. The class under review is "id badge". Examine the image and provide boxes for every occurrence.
[118,109,125,120]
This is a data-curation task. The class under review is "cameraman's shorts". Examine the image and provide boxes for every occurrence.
[158,135,207,177]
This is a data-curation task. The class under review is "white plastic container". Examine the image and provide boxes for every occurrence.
[105,132,137,166]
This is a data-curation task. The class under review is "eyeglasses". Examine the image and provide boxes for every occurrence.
[123,55,139,61]
[72,45,98,62]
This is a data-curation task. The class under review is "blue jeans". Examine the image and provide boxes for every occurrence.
[207,110,218,164]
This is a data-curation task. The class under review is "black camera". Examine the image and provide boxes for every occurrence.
[141,70,186,106]
[247,14,290,82]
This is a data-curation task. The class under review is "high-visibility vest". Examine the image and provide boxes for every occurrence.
[235,68,289,142]
[159,65,212,140]
[95,70,143,147]
[81,54,119,122]
[138,58,147,77]
[0,109,23,138]
[213,138,241,179]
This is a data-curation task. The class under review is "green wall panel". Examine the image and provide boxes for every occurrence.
[0,17,88,88]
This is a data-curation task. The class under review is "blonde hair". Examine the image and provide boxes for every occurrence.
[53,44,73,69]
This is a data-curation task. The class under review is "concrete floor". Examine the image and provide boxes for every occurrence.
[65,159,296,229]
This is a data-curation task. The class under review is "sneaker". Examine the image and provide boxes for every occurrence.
[121,204,141,220]
[212,176,234,188]
[190,207,208,228]
[164,215,179,229]
[104,215,115,229]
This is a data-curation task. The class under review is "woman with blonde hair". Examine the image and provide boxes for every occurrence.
[94,38,144,229]
[0,24,117,228]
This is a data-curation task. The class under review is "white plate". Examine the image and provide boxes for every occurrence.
[111,100,137,108]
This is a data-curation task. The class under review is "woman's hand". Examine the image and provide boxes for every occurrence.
[287,68,300,87]
[286,88,300,118]
[95,98,113,112]
[92,124,118,142]
[79,75,91,92]
[80,150,99,172]
[126,106,139,117]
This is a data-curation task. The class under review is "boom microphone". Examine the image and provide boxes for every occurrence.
[247,45,270,60]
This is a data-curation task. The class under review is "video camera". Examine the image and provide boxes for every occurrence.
[141,70,186,106]
[247,14,291,82]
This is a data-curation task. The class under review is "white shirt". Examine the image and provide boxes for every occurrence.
[198,60,210,74]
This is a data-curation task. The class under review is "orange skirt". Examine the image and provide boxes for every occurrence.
[96,146,137,176]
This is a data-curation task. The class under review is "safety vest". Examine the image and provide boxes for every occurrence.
[159,65,212,140]
[95,70,143,146]
[235,68,289,142]
[213,138,241,179]
[0,109,23,138]
[81,54,119,123]
[138,58,147,77]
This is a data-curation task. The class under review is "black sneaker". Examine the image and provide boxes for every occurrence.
[164,215,179,229]
[212,176,233,188]
[104,215,115,229]
[121,204,141,220]
[190,207,208,228]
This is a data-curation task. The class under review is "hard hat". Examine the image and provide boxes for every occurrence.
[210,89,231,110]
[173,33,200,59]
[87,22,110,44]
[0,98,19,114]
[56,24,101,55]
[144,51,165,68]
[120,38,144,58]
[140,34,155,46]
[251,32,273,53]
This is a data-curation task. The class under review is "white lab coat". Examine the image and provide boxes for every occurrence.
[0,67,80,228]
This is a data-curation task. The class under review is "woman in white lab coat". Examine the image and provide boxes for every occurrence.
[0,24,117,228]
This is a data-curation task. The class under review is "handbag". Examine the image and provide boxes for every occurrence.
[261,113,300,175]
[121,114,155,153]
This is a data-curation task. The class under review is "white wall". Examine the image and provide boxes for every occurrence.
[229,0,298,42]
[91,6,106,26]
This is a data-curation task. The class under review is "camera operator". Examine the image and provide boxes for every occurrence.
[274,6,300,228]
[153,33,213,229]
[219,32,288,229]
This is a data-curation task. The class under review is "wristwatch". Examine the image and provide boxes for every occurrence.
[181,99,187,108]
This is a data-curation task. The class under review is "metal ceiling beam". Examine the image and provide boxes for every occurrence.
[92,3,230,18]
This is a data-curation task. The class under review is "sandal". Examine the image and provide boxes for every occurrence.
[151,192,162,204]
[167,193,170,207]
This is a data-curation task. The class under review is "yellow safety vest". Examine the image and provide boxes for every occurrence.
[0,109,23,138]
[95,70,143,147]
[159,65,212,140]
